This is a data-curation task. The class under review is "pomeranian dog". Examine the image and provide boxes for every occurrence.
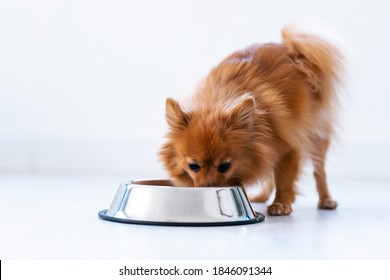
[160,24,344,216]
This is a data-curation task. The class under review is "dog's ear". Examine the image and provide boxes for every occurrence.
[228,96,256,130]
[165,98,189,131]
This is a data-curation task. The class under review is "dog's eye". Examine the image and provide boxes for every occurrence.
[188,163,201,172]
[217,162,231,173]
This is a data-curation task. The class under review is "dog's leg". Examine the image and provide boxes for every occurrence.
[250,174,274,203]
[267,150,300,216]
[312,137,338,210]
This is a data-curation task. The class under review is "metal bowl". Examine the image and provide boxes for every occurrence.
[98,179,265,226]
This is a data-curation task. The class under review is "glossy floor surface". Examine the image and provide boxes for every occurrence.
[0,174,389,259]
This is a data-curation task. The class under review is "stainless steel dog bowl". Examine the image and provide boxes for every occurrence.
[98,179,264,226]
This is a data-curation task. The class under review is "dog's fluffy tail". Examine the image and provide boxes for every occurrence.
[281,24,344,106]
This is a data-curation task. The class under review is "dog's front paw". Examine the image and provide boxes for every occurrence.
[267,202,292,216]
[318,198,338,210]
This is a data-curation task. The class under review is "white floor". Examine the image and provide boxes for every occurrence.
[0,174,389,260]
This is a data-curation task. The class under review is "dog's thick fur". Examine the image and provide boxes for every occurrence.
[160,24,344,215]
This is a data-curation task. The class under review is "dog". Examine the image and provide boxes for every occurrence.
[159,24,344,216]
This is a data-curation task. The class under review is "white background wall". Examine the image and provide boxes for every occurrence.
[1,0,389,179]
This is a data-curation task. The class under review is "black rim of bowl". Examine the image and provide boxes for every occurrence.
[98,209,265,227]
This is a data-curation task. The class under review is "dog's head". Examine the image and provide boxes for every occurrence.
[160,95,273,187]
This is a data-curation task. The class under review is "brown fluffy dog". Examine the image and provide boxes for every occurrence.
[160,24,344,216]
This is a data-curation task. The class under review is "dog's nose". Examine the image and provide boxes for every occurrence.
[194,181,208,187]
[194,180,217,187]
[194,180,222,187]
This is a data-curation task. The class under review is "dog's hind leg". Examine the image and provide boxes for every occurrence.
[312,136,338,210]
